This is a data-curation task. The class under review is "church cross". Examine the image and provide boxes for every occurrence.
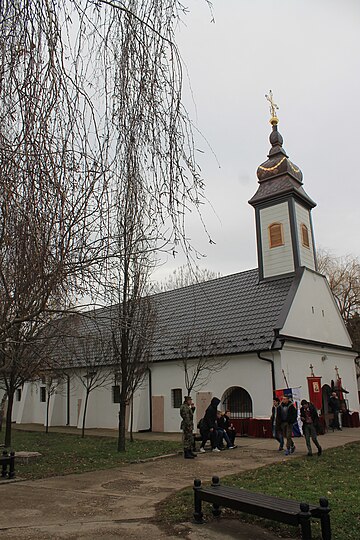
[335,365,340,379]
[309,364,314,377]
[265,90,279,119]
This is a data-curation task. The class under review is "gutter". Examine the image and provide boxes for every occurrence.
[257,351,276,395]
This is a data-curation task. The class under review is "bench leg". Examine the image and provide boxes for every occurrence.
[299,502,312,540]
[212,503,221,517]
[193,479,204,524]
[1,451,8,478]
[318,498,331,540]
[9,452,15,479]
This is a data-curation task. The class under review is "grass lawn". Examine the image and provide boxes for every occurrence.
[1,430,180,480]
[158,442,360,540]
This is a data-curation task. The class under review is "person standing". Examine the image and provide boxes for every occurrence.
[271,397,284,451]
[329,392,341,430]
[180,396,196,459]
[300,399,322,456]
[199,397,222,453]
[276,395,297,456]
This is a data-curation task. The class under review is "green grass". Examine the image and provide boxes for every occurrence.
[1,430,180,480]
[158,442,360,540]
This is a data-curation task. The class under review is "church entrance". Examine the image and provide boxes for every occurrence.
[221,386,253,419]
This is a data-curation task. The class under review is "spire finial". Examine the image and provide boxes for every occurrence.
[265,90,279,126]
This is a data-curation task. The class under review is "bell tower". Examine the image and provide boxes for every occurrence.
[249,92,317,281]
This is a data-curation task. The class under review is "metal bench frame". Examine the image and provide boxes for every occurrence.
[193,476,331,540]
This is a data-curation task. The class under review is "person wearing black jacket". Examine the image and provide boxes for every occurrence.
[276,395,297,456]
[328,392,341,430]
[300,399,322,456]
[199,397,222,452]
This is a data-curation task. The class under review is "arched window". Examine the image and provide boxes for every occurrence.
[222,386,253,419]
[301,223,310,248]
[268,222,284,248]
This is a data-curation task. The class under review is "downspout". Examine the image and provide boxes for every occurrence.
[257,351,276,395]
[66,374,70,426]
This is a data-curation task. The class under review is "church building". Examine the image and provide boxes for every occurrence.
[8,110,360,435]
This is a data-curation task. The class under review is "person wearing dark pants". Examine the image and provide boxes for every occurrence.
[328,392,341,430]
[300,399,322,457]
[276,395,297,456]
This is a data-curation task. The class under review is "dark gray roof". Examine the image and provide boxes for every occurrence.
[49,268,296,368]
[151,268,295,361]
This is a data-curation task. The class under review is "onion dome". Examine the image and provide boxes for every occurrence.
[249,116,316,209]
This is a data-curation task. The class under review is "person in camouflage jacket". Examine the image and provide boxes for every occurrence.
[180,396,196,459]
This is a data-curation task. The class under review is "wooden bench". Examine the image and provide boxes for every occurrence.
[1,451,16,480]
[193,476,331,540]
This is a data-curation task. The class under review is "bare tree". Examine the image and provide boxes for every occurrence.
[1,2,211,448]
[177,332,227,396]
[317,250,360,351]
[43,373,65,435]
[154,266,221,293]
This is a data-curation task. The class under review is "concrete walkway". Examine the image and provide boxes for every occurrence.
[0,426,359,539]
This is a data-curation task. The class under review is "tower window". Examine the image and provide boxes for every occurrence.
[301,223,310,248]
[268,223,284,248]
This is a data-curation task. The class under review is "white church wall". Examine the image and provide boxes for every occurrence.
[280,342,359,413]
[295,202,316,270]
[150,354,274,432]
[281,269,352,347]
[260,202,295,278]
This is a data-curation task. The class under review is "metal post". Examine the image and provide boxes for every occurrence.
[318,498,331,540]
[299,502,312,540]
[193,479,204,523]
[211,475,222,517]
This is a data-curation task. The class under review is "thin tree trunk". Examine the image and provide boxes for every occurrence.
[0,392,7,432]
[82,390,90,438]
[130,394,134,443]
[5,390,14,448]
[118,400,127,452]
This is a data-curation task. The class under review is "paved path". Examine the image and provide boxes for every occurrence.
[0,427,359,539]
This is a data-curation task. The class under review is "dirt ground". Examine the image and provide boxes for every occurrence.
[1,427,359,539]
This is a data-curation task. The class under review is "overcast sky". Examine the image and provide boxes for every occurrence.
[153,0,360,281]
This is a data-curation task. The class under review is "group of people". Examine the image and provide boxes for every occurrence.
[271,395,322,457]
[180,396,236,459]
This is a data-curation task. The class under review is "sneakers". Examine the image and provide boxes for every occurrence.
[227,445,237,449]
[199,447,206,453]
[284,449,290,456]
[212,447,221,452]
[278,446,284,451]
[290,445,296,454]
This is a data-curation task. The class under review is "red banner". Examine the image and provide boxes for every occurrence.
[307,377,322,410]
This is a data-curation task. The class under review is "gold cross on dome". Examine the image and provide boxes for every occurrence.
[265,90,279,119]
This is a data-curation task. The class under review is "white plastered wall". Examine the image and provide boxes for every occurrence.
[281,269,352,347]
[260,202,294,278]
[279,342,359,413]
[150,354,274,432]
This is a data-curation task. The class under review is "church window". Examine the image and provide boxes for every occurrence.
[268,223,284,248]
[112,385,120,403]
[40,387,46,402]
[171,388,182,408]
[301,223,310,248]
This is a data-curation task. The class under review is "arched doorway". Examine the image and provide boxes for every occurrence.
[221,386,253,419]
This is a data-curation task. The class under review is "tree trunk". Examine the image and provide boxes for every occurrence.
[82,390,90,438]
[118,400,127,452]
[4,390,14,448]
[0,392,7,432]
[129,394,134,443]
